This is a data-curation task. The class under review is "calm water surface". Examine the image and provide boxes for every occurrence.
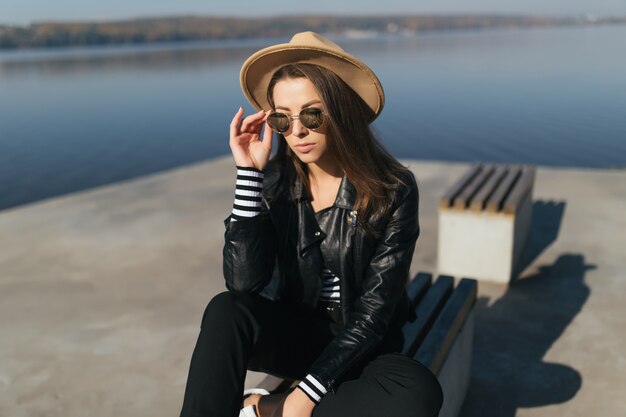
[1,26,625,210]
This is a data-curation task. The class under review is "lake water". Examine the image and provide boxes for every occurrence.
[1,25,625,211]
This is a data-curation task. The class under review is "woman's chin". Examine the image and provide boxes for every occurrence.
[295,153,320,164]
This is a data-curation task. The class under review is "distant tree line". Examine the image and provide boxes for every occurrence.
[0,14,623,49]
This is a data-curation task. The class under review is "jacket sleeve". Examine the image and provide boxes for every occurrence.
[304,171,420,394]
[222,167,277,294]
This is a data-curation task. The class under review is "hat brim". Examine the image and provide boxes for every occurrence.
[240,43,385,122]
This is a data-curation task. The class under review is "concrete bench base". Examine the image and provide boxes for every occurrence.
[438,195,532,282]
[437,164,535,283]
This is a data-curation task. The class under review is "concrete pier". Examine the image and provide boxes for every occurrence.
[0,156,624,417]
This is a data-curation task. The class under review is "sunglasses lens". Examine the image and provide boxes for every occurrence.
[267,113,289,133]
[300,108,324,129]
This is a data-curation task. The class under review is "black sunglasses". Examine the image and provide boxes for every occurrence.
[266,108,326,133]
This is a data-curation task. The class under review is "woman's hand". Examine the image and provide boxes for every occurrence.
[254,390,315,417]
[229,107,273,170]
[280,388,316,417]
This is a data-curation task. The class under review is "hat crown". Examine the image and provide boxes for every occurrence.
[240,31,384,121]
[289,31,345,53]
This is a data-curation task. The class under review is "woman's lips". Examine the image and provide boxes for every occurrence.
[294,143,316,153]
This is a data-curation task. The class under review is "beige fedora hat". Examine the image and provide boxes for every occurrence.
[240,31,385,121]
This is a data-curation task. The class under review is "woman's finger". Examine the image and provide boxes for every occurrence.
[229,107,244,139]
[240,110,265,133]
[262,117,273,153]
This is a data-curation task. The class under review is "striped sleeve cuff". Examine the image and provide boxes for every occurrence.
[230,166,264,222]
[296,374,328,405]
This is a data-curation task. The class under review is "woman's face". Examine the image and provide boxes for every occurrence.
[271,77,334,167]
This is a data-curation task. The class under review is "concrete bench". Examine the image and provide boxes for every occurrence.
[402,273,477,417]
[251,272,478,417]
[438,163,536,283]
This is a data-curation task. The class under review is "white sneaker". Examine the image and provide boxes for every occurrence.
[240,388,269,417]
[243,388,270,397]
[239,405,258,417]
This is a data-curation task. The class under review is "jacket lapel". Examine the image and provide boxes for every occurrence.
[291,175,322,305]
[334,173,357,210]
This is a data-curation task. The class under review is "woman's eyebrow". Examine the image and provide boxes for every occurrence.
[275,99,321,111]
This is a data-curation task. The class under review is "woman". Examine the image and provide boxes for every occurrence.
[180,32,444,417]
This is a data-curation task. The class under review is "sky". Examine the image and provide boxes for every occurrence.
[1,0,625,25]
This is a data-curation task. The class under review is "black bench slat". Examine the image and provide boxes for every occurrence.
[486,165,522,213]
[401,275,454,357]
[405,272,432,305]
[439,164,482,209]
[414,278,477,375]
[502,165,535,214]
[453,164,495,210]
[470,165,508,211]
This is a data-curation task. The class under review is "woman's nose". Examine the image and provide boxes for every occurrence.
[291,118,308,137]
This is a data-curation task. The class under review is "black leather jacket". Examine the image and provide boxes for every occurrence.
[222,160,420,393]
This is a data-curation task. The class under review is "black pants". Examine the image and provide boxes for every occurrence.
[179,291,443,417]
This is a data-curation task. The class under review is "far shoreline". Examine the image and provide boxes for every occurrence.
[2,13,625,51]
[1,23,624,59]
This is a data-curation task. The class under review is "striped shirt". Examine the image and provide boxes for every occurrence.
[230,166,264,222]
[297,374,328,405]
[320,267,341,303]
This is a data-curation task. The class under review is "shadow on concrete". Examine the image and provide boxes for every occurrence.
[459,254,595,417]
[515,200,567,282]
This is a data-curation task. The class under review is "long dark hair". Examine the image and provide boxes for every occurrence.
[267,63,411,237]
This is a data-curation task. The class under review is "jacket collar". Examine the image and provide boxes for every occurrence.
[293,171,356,210]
